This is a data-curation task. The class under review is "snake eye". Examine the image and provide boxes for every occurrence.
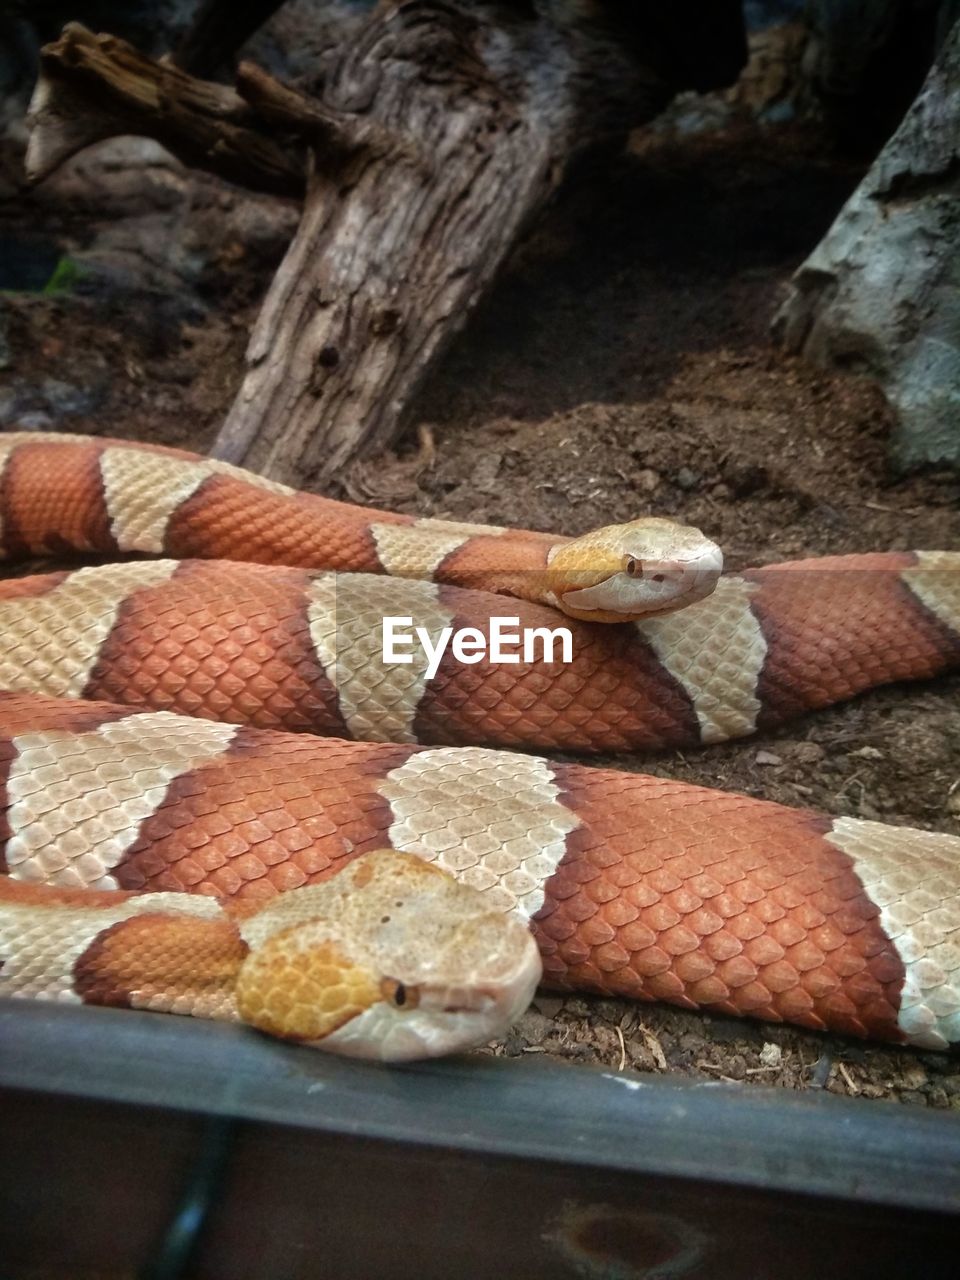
[625,557,639,577]
[381,977,418,1009]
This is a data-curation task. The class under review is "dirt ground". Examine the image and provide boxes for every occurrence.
[2,105,959,1107]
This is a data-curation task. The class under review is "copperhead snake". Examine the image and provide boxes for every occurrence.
[0,432,958,1061]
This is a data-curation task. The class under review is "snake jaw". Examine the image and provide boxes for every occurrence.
[550,523,723,623]
[318,934,542,1062]
[237,850,542,1061]
[555,537,721,622]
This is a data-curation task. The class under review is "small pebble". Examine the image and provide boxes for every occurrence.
[759,1042,782,1069]
[16,411,55,431]
[755,750,783,767]
[633,468,661,493]
[792,742,825,765]
[675,466,699,491]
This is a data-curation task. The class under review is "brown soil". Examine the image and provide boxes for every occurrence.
[2,117,958,1108]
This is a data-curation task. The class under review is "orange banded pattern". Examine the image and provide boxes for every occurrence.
[0,553,957,752]
[1,692,958,1050]
[0,432,556,590]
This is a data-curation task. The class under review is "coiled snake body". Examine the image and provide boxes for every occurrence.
[1,433,958,1059]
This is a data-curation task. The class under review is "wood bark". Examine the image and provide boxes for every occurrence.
[25,23,305,197]
[774,16,960,469]
[24,1,746,486]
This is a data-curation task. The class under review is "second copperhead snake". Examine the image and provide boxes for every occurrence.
[0,432,958,1060]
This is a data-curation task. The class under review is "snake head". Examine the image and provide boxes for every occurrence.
[546,518,723,623]
[235,850,541,1061]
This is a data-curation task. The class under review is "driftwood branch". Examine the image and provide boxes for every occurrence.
[24,3,747,486]
[234,61,421,167]
[25,23,306,197]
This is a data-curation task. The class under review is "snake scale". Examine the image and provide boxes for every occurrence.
[1,432,958,1060]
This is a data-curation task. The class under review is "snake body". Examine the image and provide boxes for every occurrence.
[0,433,958,1059]
[0,553,957,752]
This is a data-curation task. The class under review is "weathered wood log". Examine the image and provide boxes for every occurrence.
[215,0,744,484]
[774,16,960,469]
[25,23,306,197]
[24,1,746,486]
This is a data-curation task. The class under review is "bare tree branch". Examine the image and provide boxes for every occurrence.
[26,23,307,197]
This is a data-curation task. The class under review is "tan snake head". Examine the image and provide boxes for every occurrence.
[546,518,723,623]
[235,850,542,1061]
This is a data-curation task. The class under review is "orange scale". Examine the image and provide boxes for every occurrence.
[756,959,800,995]
[647,868,683,895]
[276,827,313,854]
[800,967,842,1000]
[578,916,616,947]
[570,961,606,990]
[168,857,206,887]
[769,881,805,909]
[219,802,261,827]
[535,913,579,943]
[709,892,746,920]
[663,886,704,916]
[715,954,759,990]
[730,878,764,903]
[731,981,776,1015]
[134,850,177,879]
[784,939,826,973]
[808,922,847,953]
[195,844,228,873]
[867,950,906,985]
[230,852,269,882]
[569,860,604,886]
[594,942,632,972]
[643,971,689,1003]
[702,931,742,963]
[558,936,592,967]
[544,874,581,903]
[623,881,659,910]
[179,827,211,851]
[659,924,701,957]
[819,990,861,1023]
[687,975,733,1006]
[826,947,872,983]
[727,912,764,942]
[673,950,716,985]
[833,904,879,936]
[640,902,680,932]
[617,919,657,952]
[601,897,639,928]
[286,797,326,821]
[744,935,785,967]
[752,898,786,925]
[265,862,308,893]
[792,902,827,931]
[589,846,623,871]
[843,969,887,1005]
[233,877,276,905]
[776,985,817,1020]
[688,874,725,900]
[768,916,807,948]
[216,831,253,860]
[250,838,293,868]
[859,998,900,1038]
[584,878,620,907]
[685,907,725,937]
[629,945,672,978]
[563,893,599,924]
